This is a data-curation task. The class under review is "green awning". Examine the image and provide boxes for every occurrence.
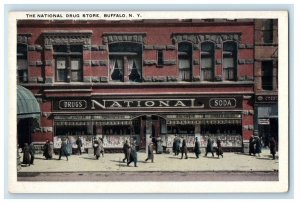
[17,85,40,119]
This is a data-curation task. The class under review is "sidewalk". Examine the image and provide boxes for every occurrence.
[19,149,278,172]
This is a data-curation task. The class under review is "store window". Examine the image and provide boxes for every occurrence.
[178,42,192,81]
[223,41,237,81]
[261,61,273,90]
[263,19,273,44]
[109,42,142,82]
[54,45,83,82]
[201,42,215,81]
[17,44,28,83]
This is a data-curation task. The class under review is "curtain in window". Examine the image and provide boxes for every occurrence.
[179,58,191,81]
[109,58,117,80]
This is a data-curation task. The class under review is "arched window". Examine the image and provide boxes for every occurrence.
[17,44,28,83]
[223,41,237,81]
[109,42,142,82]
[200,42,215,81]
[178,42,192,81]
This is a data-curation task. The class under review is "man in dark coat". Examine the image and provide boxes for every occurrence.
[22,143,31,166]
[205,138,214,157]
[58,140,69,161]
[249,135,256,156]
[127,147,138,167]
[95,142,101,160]
[172,136,177,156]
[269,137,276,160]
[29,143,35,165]
[255,136,262,157]
[93,137,99,156]
[194,137,201,159]
[145,142,154,162]
[122,140,130,163]
[76,136,83,155]
[175,136,181,156]
[181,139,188,159]
[216,139,223,158]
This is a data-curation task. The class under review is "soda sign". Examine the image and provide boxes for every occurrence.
[209,98,237,108]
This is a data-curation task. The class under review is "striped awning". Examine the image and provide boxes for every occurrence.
[17,85,40,119]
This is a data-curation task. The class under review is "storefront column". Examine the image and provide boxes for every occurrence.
[145,115,152,153]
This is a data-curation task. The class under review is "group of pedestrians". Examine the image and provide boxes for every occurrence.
[249,135,277,160]
[21,143,35,166]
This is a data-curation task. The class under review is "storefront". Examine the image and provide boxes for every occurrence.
[51,95,245,152]
[255,95,278,147]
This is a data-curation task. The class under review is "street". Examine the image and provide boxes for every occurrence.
[17,171,278,181]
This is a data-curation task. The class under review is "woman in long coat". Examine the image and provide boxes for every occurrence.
[255,137,262,157]
[175,137,181,156]
[205,138,214,157]
[181,139,188,159]
[249,135,256,156]
[22,143,31,166]
[194,137,201,159]
[95,142,101,160]
[145,142,154,162]
[269,137,276,160]
[216,139,223,158]
[122,140,130,163]
[127,147,138,167]
[43,140,53,160]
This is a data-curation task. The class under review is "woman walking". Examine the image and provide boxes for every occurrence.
[216,139,223,158]
[58,139,69,161]
[181,139,188,159]
[205,138,214,157]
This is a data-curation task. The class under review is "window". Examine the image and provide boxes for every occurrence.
[223,42,237,81]
[263,19,273,44]
[178,42,192,81]
[109,43,142,82]
[261,61,273,90]
[157,50,163,66]
[17,44,28,83]
[201,42,214,81]
[54,45,83,82]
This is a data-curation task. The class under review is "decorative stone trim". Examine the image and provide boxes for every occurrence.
[216,59,222,65]
[29,61,36,66]
[193,60,200,65]
[216,44,222,49]
[193,76,201,81]
[43,31,93,45]
[166,45,176,50]
[100,77,108,83]
[45,77,54,83]
[83,45,91,50]
[245,59,254,64]
[102,33,146,44]
[17,34,31,44]
[83,60,91,66]
[243,125,249,130]
[238,59,246,64]
[245,44,254,49]
[153,76,167,82]
[92,77,100,82]
[215,75,222,81]
[238,44,246,49]
[163,60,176,65]
[144,45,154,50]
[143,60,157,65]
[91,45,99,51]
[153,45,166,50]
[239,76,246,81]
[28,45,36,51]
[45,60,52,66]
[29,77,37,83]
[35,45,43,51]
[172,33,241,44]
[245,75,254,81]
[193,44,200,50]
[44,45,53,50]
[36,61,43,66]
[167,76,178,82]
[243,95,252,99]
[91,60,100,66]
[248,125,254,130]
[99,45,107,51]
[37,77,44,83]
[99,60,108,66]
[248,110,254,115]
[143,77,152,82]
[83,77,91,82]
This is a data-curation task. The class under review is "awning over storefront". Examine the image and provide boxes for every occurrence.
[17,85,40,119]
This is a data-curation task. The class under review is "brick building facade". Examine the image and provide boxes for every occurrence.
[17,19,255,152]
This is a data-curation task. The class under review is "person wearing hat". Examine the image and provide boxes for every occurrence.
[194,137,201,159]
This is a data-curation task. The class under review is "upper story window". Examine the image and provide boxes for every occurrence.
[223,42,237,81]
[53,45,83,82]
[17,44,28,83]
[263,19,273,44]
[261,61,273,90]
[157,50,164,66]
[201,42,215,81]
[178,42,192,81]
[109,43,142,82]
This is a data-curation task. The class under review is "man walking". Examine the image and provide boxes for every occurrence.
[145,141,154,162]
[181,139,188,159]
[58,139,69,161]
[205,138,214,157]
[76,136,83,155]
[269,137,277,160]
[123,140,130,163]
[194,137,201,159]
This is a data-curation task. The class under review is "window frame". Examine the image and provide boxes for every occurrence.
[200,41,215,82]
[222,41,238,81]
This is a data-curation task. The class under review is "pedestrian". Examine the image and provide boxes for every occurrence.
[58,139,69,161]
[194,137,201,159]
[123,140,130,163]
[145,142,154,162]
[181,139,188,159]
[29,143,35,165]
[172,136,177,156]
[127,147,138,167]
[249,135,256,156]
[76,136,83,155]
[99,138,104,157]
[22,143,31,166]
[43,140,52,160]
[269,137,277,160]
[95,142,101,160]
[205,138,214,157]
[93,137,99,156]
[175,136,181,156]
[255,136,262,157]
[216,139,223,158]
